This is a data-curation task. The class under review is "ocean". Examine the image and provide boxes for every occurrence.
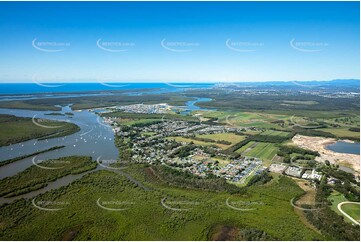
[0,83,214,95]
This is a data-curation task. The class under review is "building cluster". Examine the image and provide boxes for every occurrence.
[214,157,263,183]
[115,103,170,114]
[268,163,322,181]
[104,117,264,184]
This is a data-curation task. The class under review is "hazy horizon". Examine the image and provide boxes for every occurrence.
[0,1,359,83]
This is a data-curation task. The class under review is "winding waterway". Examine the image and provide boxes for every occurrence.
[0,96,210,204]
[0,105,119,179]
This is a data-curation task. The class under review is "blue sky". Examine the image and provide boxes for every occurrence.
[0,1,359,83]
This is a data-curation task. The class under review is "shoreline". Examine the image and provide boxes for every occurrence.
[292,135,360,173]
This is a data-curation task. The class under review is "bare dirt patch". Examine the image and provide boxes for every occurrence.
[292,135,360,173]
[209,225,239,241]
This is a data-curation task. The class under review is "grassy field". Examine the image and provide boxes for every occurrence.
[327,190,356,224]
[235,141,256,154]
[341,203,360,222]
[195,111,291,130]
[0,164,324,240]
[196,133,246,144]
[260,130,290,137]
[245,142,279,163]
[317,127,360,139]
[0,114,80,147]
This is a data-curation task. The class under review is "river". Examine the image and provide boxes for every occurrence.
[0,105,119,179]
[0,96,210,204]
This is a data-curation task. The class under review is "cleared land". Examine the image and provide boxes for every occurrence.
[292,135,360,172]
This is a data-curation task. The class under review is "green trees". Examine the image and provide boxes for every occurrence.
[247,171,273,186]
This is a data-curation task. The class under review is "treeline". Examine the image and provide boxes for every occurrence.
[247,171,273,186]
[115,137,133,161]
[170,143,196,158]
[277,145,319,163]
[0,146,65,167]
[150,165,245,194]
[293,127,335,138]
[226,134,291,154]
[303,181,360,241]
[131,120,162,127]
[321,166,360,201]
[349,127,360,132]
[237,228,276,241]
[188,136,232,145]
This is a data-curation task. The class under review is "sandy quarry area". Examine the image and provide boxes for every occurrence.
[292,135,360,173]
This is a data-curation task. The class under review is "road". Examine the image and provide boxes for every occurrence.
[337,201,360,225]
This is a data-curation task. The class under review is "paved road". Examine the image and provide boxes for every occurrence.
[337,201,360,225]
